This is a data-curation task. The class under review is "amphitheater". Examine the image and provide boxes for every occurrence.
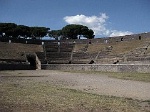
[0,32,150,73]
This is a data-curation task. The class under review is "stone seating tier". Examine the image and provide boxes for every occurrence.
[72,52,90,59]
[46,52,71,58]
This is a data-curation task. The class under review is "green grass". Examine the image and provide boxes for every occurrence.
[0,81,149,112]
[64,70,150,82]
[0,70,150,111]
[104,72,150,82]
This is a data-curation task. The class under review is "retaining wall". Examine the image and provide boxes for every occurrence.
[42,64,150,73]
[0,63,33,70]
[1,32,150,45]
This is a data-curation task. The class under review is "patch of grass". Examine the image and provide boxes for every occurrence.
[0,81,149,112]
[105,72,150,82]
[0,71,47,77]
[64,70,150,82]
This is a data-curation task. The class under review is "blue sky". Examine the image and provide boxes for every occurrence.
[0,0,150,38]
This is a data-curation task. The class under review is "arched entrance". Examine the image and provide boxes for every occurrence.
[26,54,36,69]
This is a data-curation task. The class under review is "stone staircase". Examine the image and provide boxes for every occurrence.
[43,42,74,64]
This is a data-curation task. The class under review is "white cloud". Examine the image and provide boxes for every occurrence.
[109,30,133,37]
[64,13,108,36]
[63,13,133,37]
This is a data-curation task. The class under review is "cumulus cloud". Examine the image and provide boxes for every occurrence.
[63,13,133,37]
[109,30,133,37]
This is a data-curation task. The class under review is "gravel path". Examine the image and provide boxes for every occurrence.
[1,70,150,100]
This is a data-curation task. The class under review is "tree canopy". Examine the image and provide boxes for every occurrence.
[0,23,50,39]
[48,30,62,40]
[49,24,95,39]
[0,23,94,40]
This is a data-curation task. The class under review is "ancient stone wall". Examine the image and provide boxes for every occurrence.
[1,32,150,45]
[42,64,150,73]
[0,63,32,70]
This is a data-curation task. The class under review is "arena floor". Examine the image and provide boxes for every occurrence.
[1,70,150,100]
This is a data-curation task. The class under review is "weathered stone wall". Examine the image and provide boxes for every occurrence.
[0,63,32,70]
[42,64,150,73]
[1,32,150,45]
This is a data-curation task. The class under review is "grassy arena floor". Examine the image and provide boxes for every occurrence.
[64,71,150,82]
[0,70,150,112]
[0,82,149,112]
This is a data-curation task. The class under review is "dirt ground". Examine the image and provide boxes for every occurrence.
[1,70,150,101]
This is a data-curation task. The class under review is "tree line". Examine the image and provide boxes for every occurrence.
[0,23,95,40]
[0,23,50,39]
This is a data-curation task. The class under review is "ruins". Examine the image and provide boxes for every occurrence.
[0,32,150,72]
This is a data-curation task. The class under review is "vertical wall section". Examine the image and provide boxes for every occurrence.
[42,64,150,73]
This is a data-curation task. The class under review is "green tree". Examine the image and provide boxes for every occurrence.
[0,23,17,37]
[49,30,62,40]
[30,27,50,39]
[61,24,94,39]
[0,23,50,39]
[13,25,31,38]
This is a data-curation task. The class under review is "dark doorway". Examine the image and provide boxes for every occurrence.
[139,36,141,40]
[27,54,36,69]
